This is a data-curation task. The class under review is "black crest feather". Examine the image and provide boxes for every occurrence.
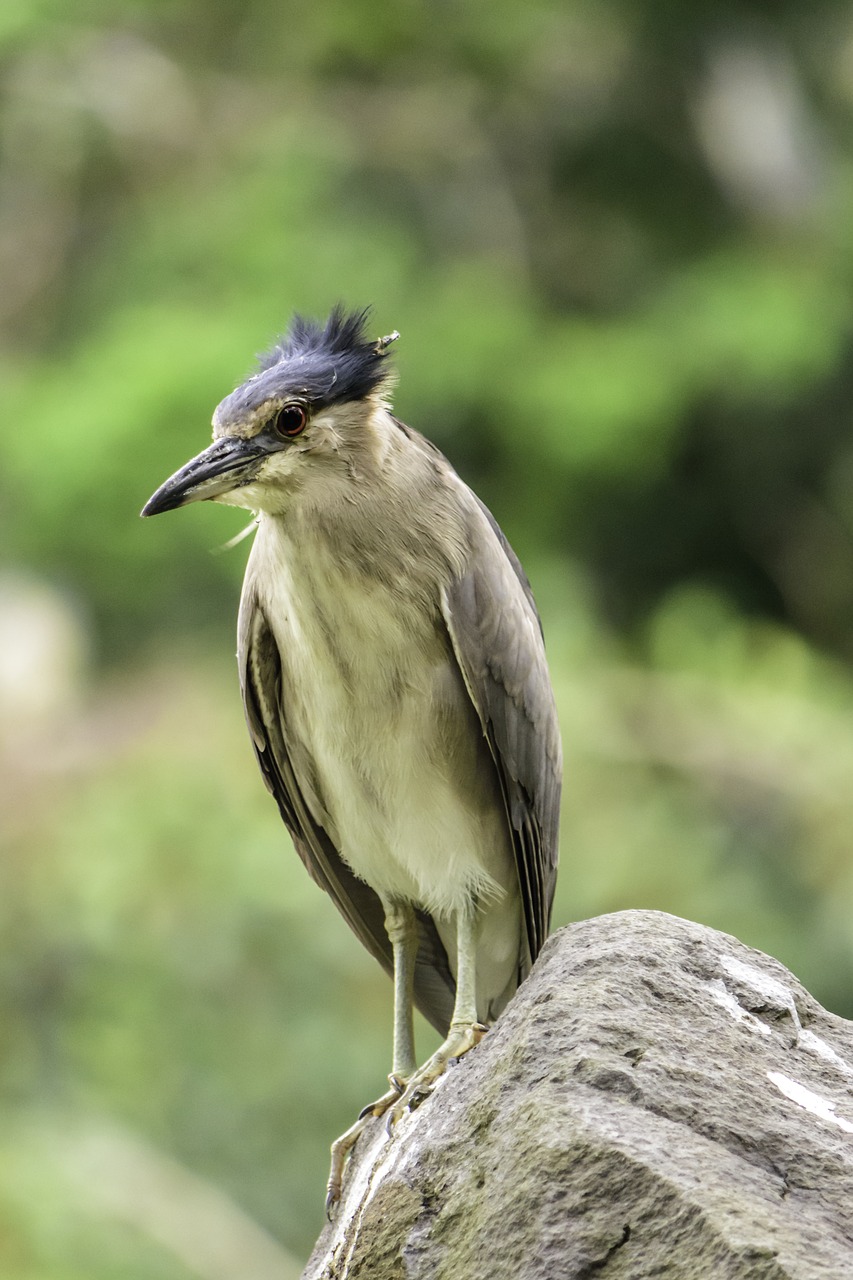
[214,306,397,428]
[257,305,392,405]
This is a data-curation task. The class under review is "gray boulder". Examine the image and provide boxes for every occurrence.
[303,910,853,1279]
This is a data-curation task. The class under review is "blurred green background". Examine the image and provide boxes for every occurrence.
[2,0,853,1273]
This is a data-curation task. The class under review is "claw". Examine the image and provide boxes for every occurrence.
[325,1185,339,1221]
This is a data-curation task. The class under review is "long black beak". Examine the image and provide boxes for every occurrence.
[141,436,265,517]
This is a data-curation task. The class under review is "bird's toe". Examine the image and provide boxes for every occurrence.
[384,1021,488,1130]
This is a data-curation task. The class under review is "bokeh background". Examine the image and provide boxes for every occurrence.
[2,0,853,1273]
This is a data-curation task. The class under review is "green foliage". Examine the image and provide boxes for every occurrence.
[2,0,853,1270]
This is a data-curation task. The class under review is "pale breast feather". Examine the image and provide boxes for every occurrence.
[237,586,458,1034]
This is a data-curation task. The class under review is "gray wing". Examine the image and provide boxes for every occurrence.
[237,588,457,1035]
[441,492,562,970]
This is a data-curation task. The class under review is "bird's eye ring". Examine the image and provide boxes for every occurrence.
[272,404,307,438]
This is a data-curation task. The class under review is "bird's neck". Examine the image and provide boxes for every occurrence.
[255,419,469,600]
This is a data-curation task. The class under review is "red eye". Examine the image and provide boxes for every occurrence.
[272,404,307,438]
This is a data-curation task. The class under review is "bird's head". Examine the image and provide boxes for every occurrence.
[141,307,398,518]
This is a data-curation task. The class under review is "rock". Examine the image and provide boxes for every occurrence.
[302,910,853,1279]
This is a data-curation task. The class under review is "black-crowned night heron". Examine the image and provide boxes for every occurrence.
[142,308,561,1210]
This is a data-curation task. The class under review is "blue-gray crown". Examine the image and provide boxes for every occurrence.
[214,307,397,430]
[259,306,394,404]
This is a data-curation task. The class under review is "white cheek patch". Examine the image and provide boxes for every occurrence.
[212,486,261,511]
[255,451,303,483]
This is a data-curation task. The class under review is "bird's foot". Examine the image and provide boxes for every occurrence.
[385,1021,487,1131]
[325,1074,406,1217]
[325,1025,487,1214]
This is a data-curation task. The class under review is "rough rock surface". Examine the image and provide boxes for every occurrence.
[302,910,853,1279]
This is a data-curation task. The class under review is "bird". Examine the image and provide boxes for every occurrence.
[141,307,562,1210]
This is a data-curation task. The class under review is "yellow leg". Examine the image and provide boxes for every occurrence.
[384,899,418,1080]
[325,899,419,1215]
[386,902,486,1128]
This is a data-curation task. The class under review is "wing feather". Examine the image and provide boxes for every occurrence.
[441,494,562,970]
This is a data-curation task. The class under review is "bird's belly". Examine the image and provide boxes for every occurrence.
[299,664,513,919]
[264,563,515,920]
